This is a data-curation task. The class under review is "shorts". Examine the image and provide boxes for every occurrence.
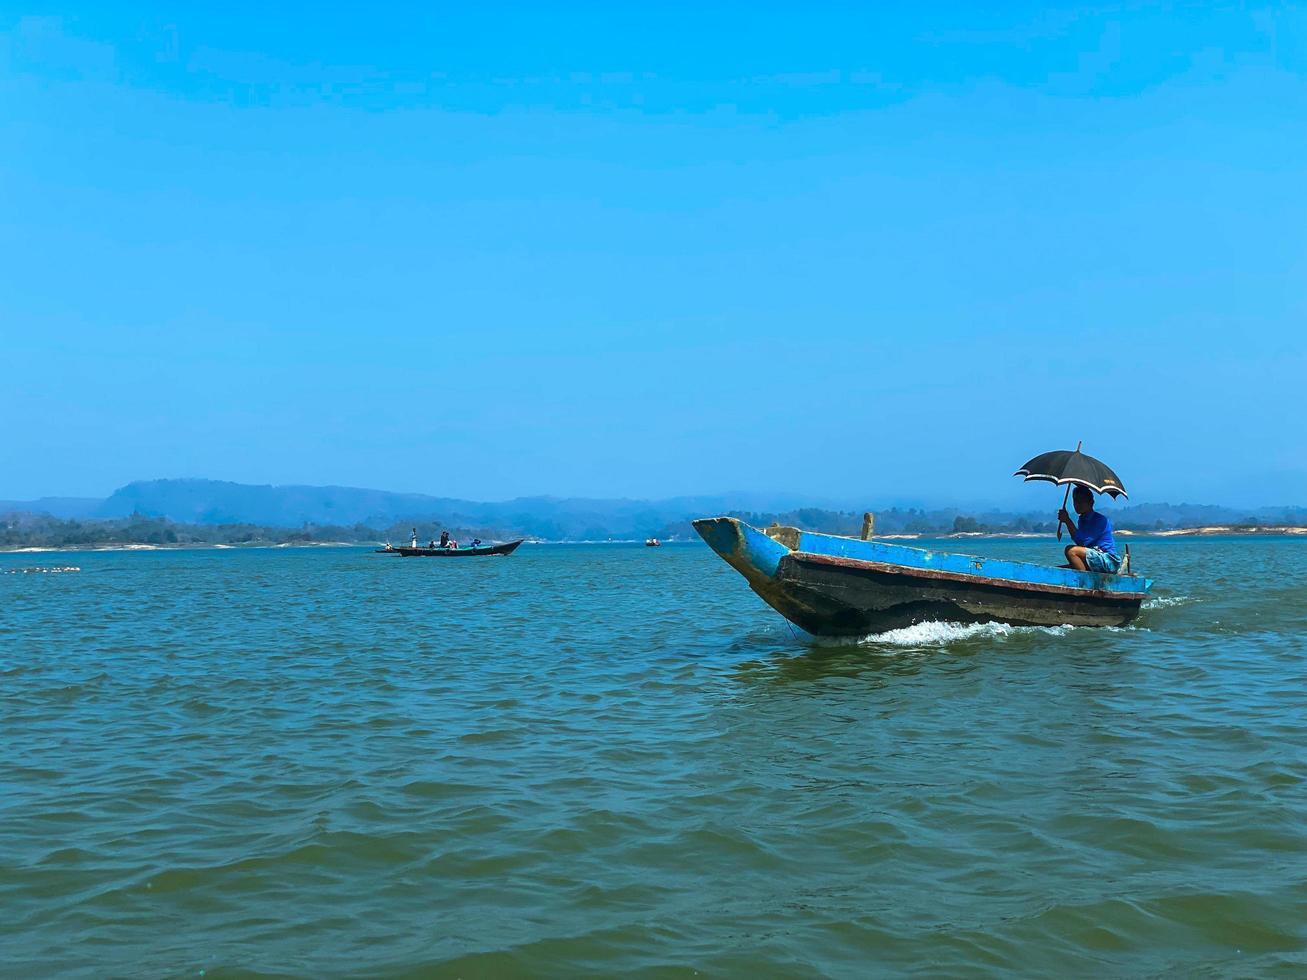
[1084,548,1122,574]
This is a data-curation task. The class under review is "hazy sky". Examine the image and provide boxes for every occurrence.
[4,4,1305,507]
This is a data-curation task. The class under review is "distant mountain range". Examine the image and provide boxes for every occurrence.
[3,479,1306,542]
[0,496,104,519]
[0,479,828,541]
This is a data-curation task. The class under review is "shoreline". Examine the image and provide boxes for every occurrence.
[913,526,1307,540]
[890,526,1307,540]
[4,526,1307,554]
[0,541,363,554]
[1125,525,1307,537]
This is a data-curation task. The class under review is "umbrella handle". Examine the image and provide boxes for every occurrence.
[1056,440,1083,542]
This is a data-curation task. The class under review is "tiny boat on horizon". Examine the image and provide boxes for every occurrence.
[694,517,1152,636]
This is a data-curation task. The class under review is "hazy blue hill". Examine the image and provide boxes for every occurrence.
[0,497,103,519]
[95,479,468,527]
[90,480,833,539]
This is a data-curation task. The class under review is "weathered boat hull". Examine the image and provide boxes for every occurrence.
[395,540,523,558]
[693,517,1151,636]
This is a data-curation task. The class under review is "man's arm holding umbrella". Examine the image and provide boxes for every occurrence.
[1057,506,1079,540]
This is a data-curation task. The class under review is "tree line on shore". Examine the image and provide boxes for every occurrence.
[4,501,1306,549]
[0,513,507,549]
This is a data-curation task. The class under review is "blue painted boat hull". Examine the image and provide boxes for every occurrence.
[693,517,1153,636]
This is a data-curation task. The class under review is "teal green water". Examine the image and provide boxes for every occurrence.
[3,539,1306,976]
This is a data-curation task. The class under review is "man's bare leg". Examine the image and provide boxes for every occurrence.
[1065,544,1089,571]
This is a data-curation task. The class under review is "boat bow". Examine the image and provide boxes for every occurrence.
[692,517,790,587]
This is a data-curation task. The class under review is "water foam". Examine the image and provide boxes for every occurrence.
[876,620,1070,647]
[2,565,81,574]
[1143,595,1193,609]
[813,620,1073,648]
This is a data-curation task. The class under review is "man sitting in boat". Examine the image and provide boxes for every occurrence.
[1059,485,1121,573]
[439,530,449,548]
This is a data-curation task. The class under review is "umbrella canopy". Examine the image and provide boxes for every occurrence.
[1015,448,1128,498]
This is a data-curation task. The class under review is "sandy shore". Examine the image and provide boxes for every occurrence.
[902,528,1307,540]
[1127,525,1307,537]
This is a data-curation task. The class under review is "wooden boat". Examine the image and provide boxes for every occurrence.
[693,517,1152,636]
[393,540,523,558]
[645,538,661,547]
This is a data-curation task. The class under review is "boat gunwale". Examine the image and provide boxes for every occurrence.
[790,551,1149,602]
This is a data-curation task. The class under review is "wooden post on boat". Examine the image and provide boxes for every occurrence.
[861,512,875,540]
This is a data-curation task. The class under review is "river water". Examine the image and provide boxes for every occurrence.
[3,538,1305,976]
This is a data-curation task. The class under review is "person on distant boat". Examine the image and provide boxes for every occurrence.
[448,539,458,549]
[410,528,418,548]
[471,538,481,547]
[1059,485,1120,573]
[439,530,449,548]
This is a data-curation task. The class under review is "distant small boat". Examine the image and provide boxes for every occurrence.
[374,543,399,554]
[394,540,524,558]
[645,538,661,547]
[694,517,1152,636]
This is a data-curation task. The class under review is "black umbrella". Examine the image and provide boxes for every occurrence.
[1015,442,1127,540]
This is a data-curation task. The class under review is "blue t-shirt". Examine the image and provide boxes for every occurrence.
[1072,510,1116,555]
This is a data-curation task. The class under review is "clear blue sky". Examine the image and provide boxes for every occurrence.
[3,4,1305,508]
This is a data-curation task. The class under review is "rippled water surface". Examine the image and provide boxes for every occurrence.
[3,539,1306,976]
